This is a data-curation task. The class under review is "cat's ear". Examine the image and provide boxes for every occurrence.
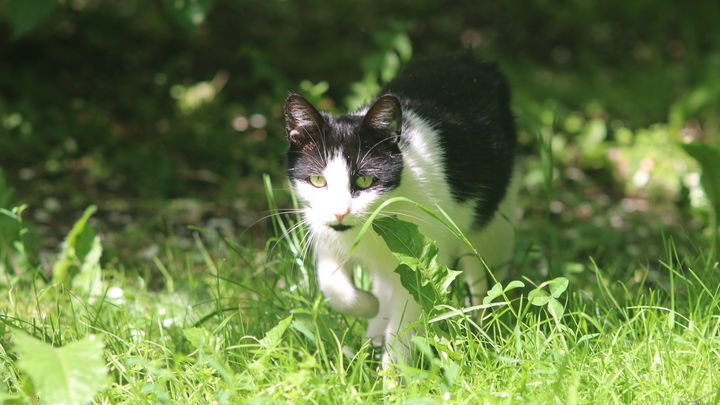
[284,94,326,145]
[361,95,402,143]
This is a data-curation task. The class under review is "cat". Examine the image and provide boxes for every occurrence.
[284,54,518,364]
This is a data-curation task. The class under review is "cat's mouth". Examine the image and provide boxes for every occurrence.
[329,224,353,232]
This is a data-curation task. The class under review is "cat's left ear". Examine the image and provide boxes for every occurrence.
[361,95,402,143]
[285,93,326,146]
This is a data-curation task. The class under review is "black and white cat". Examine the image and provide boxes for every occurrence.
[284,54,518,363]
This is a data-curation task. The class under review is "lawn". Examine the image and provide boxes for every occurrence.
[2,1,720,404]
[3,130,719,403]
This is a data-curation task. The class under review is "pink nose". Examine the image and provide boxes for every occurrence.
[334,212,347,222]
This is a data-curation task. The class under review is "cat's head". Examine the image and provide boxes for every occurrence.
[284,94,404,233]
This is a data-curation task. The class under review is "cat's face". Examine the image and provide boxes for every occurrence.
[285,94,404,233]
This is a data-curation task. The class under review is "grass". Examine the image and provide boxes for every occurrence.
[2,192,720,404]
[1,110,719,404]
[2,3,719,401]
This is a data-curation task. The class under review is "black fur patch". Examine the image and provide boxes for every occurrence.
[285,102,403,198]
[380,54,517,228]
[285,54,516,228]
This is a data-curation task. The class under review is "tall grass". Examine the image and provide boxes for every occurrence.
[1,194,718,404]
[2,139,720,404]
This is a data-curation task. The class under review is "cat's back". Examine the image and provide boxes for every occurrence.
[382,54,511,121]
[381,54,517,227]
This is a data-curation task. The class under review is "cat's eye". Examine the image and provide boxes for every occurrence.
[309,175,327,188]
[355,176,374,189]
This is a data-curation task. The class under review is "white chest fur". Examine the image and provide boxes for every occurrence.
[292,111,518,364]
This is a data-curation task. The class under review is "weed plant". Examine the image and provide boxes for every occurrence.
[2,2,719,403]
[2,139,720,404]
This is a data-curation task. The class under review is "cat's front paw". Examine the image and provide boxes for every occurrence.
[328,289,379,319]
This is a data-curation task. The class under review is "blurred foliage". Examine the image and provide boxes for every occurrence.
[680,142,720,256]
[346,24,413,110]
[5,0,57,38]
[51,204,103,296]
[0,0,719,276]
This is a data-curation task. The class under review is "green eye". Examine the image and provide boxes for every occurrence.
[309,175,326,188]
[355,176,373,189]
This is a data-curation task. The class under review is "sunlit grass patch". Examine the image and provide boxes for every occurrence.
[2,98,720,403]
[2,195,719,404]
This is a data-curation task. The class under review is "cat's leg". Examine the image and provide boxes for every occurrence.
[366,270,422,364]
[365,275,392,347]
[316,248,379,319]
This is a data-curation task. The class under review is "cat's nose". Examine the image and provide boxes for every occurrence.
[334,212,347,222]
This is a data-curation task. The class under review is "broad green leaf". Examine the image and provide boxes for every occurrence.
[480,280,524,307]
[548,277,569,298]
[547,297,565,324]
[681,142,720,221]
[52,205,98,284]
[483,283,504,305]
[373,216,434,266]
[162,0,213,31]
[183,327,212,352]
[530,277,569,307]
[505,280,526,292]
[13,330,109,405]
[72,235,103,296]
[7,0,57,39]
[73,218,97,264]
[258,315,293,350]
[50,259,75,284]
[393,264,440,313]
[373,216,461,312]
[529,288,551,306]
[248,316,294,373]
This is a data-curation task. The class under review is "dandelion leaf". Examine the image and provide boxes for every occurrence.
[373,216,461,312]
[13,330,108,405]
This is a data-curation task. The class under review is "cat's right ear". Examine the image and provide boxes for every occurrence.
[361,95,402,143]
[284,94,325,146]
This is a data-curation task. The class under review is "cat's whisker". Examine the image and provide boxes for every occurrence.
[250,210,305,232]
[285,218,309,236]
[263,213,311,256]
[365,210,433,228]
[293,149,326,171]
[297,226,316,256]
[354,131,364,168]
[359,135,399,166]
[266,227,299,259]
[235,213,286,236]
[282,55,518,365]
